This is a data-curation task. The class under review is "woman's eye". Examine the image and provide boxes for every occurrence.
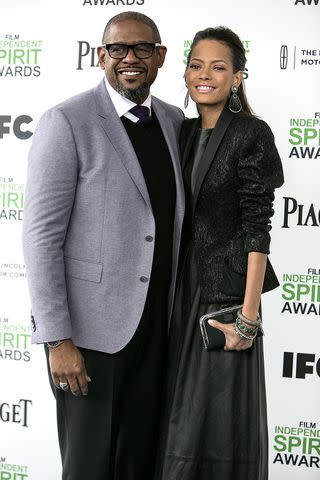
[189,64,200,70]
[214,66,225,71]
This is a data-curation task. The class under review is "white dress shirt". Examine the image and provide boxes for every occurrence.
[104,77,151,123]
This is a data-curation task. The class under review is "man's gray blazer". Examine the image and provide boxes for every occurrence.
[22,80,185,353]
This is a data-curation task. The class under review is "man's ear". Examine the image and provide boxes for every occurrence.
[156,46,167,68]
[97,46,106,70]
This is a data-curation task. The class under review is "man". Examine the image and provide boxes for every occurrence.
[22,11,184,480]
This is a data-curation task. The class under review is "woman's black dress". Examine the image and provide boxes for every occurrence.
[156,129,268,480]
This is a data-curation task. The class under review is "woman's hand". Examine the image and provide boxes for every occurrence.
[208,319,253,351]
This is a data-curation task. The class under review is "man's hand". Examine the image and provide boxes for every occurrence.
[49,339,91,396]
[208,320,253,351]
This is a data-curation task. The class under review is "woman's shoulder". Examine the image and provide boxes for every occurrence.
[181,116,199,131]
[179,117,200,147]
[231,113,274,138]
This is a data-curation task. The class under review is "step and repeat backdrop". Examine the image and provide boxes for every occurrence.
[0,0,319,478]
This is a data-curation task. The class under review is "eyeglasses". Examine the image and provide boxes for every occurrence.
[104,43,161,59]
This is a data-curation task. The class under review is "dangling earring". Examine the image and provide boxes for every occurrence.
[228,85,242,113]
[184,91,189,109]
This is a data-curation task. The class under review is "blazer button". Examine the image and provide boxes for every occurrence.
[140,276,149,283]
[145,235,154,242]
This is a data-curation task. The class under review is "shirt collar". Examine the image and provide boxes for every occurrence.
[104,77,151,118]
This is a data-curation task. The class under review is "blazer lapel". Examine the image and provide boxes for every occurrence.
[93,80,152,210]
[181,118,200,171]
[152,97,185,323]
[192,108,234,217]
[152,97,185,224]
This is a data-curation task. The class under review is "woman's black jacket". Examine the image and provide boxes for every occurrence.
[180,111,284,303]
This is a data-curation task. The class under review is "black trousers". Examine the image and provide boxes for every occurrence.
[46,281,168,480]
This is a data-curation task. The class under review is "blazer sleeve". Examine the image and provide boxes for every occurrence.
[237,119,284,254]
[22,107,78,343]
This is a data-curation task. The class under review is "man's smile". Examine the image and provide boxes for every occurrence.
[117,68,146,79]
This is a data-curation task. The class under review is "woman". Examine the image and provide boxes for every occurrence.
[156,27,284,480]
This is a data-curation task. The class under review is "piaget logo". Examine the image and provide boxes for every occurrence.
[182,40,250,79]
[76,41,99,70]
[0,34,42,78]
[0,178,24,222]
[282,197,320,228]
[281,268,320,316]
[0,459,29,479]
[273,421,320,468]
[0,399,32,427]
[289,112,320,159]
[0,318,31,362]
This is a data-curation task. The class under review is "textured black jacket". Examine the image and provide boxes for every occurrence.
[181,110,284,303]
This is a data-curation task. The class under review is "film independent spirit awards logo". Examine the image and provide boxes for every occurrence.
[0,316,31,362]
[287,112,320,160]
[280,265,320,316]
[0,34,43,77]
[272,420,320,469]
[0,177,25,222]
[0,457,29,479]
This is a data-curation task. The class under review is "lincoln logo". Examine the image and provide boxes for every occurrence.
[280,45,288,69]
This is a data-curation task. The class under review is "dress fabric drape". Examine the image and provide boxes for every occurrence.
[156,128,268,480]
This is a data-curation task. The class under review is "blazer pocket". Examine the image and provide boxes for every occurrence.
[221,256,280,297]
[221,257,246,297]
[64,257,102,283]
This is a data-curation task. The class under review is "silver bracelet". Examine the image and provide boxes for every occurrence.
[237,309,261,327]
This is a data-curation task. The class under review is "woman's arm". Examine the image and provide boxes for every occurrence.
[242,252,267,321]
[209,119,284,351]
[209,252,267,351]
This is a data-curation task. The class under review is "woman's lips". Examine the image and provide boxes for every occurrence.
[196,85,214,93]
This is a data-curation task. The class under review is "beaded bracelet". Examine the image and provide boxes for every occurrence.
[234,323,257,341]
[237,309,264,336]
[236,318,257,336]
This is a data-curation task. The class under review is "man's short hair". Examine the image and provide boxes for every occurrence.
[102,11,161,44]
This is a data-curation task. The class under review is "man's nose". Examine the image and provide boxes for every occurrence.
[123,47,139,62]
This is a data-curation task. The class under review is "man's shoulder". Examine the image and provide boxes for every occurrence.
[152,96,184,122]
[48,85,97,118]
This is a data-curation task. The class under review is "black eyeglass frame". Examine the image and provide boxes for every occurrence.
[103,42,161,59]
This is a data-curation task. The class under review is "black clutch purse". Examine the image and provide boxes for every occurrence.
[199,304,242,351]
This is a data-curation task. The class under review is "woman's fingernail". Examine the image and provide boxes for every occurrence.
[208,320,215,327]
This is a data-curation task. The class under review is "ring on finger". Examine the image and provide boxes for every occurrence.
[59,382,69,390]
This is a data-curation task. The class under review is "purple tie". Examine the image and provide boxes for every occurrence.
[129,105,151,124]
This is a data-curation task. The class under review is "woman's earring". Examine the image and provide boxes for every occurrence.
[228,85,242,113]
[184,91,189,109]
